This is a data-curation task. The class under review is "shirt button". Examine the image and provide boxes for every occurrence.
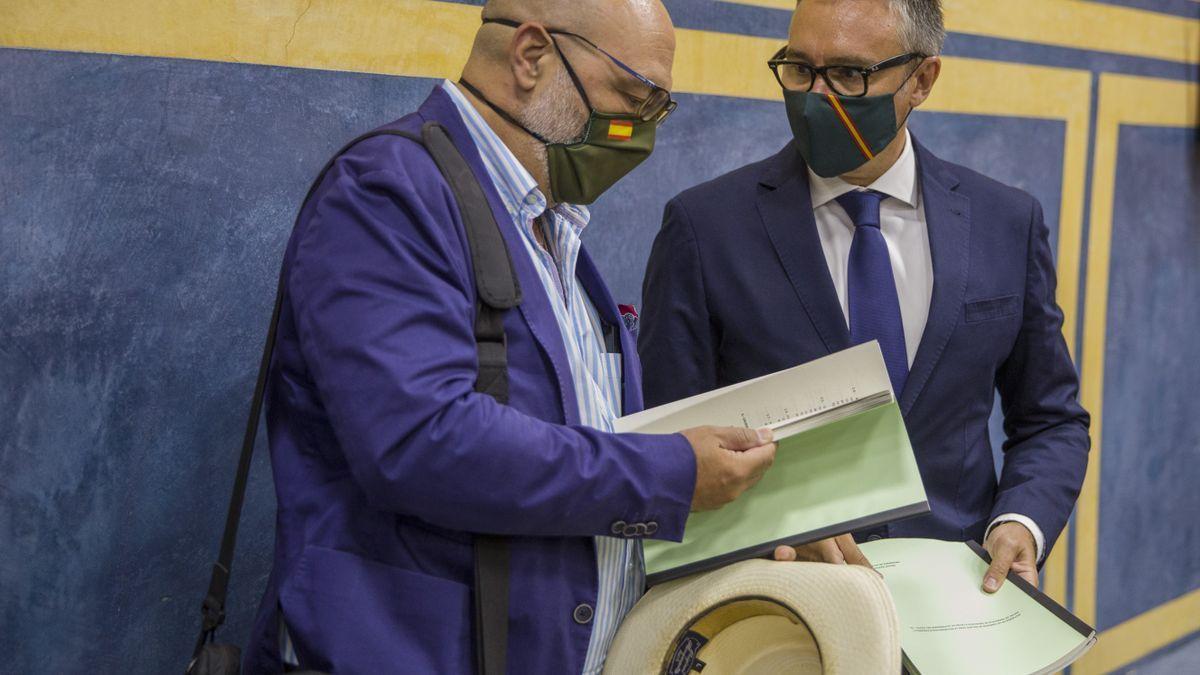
[611,521,627,535]
[573,603,594,625]
[867,534,883,542]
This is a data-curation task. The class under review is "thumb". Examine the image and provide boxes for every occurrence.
[983,546,1016,593]
[713,426,774,451]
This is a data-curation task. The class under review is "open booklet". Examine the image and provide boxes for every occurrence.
[616,341,929,585]
[859,538,1097,675]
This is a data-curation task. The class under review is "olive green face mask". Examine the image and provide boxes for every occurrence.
[540,111,657,205]
[459,23,658,205]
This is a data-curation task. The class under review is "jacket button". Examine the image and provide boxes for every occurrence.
[867,534,883,542]
[611,521,627,535]
[645,521,659,536]
[573,603,594,625]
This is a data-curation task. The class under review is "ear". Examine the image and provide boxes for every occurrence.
[508,23,557,93]
[905,56,941,109]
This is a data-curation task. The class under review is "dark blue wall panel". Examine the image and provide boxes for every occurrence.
[0,48,438,673]
[1097,124,1200,630]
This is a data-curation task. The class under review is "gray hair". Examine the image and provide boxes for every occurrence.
[891,0,945,56]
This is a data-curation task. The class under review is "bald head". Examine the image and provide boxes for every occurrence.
[468,0,675,94]
[457,0,675,203]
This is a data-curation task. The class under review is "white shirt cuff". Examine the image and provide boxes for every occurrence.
[985,514,1046,563]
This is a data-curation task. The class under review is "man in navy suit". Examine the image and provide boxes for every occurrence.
[640,0,1090,593]
[244,1,781,672]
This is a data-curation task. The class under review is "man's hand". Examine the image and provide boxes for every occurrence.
[682,426,777,512]
[772,534,871,568]
[982,521,1039,593]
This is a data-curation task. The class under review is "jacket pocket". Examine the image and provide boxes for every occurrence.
[964,295,1020,324]
[280,546,472,674]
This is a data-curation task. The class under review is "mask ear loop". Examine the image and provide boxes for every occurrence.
[456,78,554,145]
[547,34,596,113]
[893,58,926,129]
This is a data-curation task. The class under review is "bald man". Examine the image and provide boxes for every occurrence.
[241,2,779,673]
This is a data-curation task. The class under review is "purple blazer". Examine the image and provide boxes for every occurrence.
[242,87,696,674]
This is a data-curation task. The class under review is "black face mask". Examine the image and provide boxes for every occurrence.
[785,64,919,177]
[459,19,658,205]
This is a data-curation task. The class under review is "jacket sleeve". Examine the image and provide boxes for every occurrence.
[288,153,695,541]
[638,196,721,408]
[992,197,1091,555]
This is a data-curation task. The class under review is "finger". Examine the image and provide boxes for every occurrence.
[1010,562,1039,587]
[983,545,1017,593]
[735,441,777,479]
[713,426,774,451]
[820,538,846,564]
[774,545,797,562]
[791,544,821,562]
[836,534,871,568]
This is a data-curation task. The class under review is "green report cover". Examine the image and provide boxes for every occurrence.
[860,538,1097,675]
[616,343,930,585]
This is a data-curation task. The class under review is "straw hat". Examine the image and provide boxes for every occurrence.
[603,559,901,674]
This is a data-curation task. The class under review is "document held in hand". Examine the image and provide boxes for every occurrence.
[615,341,929,585]
[859,538,1097,675]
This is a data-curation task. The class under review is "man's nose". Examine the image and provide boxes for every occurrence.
[809,75,832,95]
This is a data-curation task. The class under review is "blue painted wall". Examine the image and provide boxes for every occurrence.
[1,1,1197,672]
[1099,125,1200,629]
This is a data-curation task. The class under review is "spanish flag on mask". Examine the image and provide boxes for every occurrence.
[607,120,634,142]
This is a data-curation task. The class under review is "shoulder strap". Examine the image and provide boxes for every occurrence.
[192,123,517,675]
[418,122,517,675]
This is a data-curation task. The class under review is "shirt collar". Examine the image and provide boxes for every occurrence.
[807,128,919,209]
[439,80,590,232]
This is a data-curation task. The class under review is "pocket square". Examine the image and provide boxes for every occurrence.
[618,304,640,333]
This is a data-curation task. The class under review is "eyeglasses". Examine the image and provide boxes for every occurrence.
[485,18,678,124]
[767,47,926,98]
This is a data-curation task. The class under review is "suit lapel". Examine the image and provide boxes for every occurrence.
[899,140,971,415]
[755,143,851,355]
[418,88,580,424]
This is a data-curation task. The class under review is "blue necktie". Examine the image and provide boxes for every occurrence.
[837,189,908,395]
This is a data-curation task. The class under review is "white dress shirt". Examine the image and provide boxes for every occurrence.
[807,130,1045,561]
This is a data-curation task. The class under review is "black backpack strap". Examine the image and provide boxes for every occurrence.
[419,121,518,675]
[191,123,519,675]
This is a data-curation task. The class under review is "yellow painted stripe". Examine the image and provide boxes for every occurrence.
[1075,590,1200,674]
[825,93,875,159]
[0,0,478,79]
[1041,534,1070,609]
[1073,73,1200,673]
[723,0,1200,65]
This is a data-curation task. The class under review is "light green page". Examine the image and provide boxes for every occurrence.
[859,538,1095,675]
[644,402,927,581]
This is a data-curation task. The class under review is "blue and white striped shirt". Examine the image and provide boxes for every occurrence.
[442,79,641,675]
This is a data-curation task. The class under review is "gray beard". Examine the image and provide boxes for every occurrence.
[516,65,589,176]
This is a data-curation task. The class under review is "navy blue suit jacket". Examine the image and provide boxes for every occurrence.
[243,87,696,674]
[639,139,1089,553]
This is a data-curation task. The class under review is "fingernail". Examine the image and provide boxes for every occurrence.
[984,577,999,592]
[757,428,774,443]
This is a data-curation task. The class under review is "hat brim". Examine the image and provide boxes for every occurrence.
[603,559,901,674]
